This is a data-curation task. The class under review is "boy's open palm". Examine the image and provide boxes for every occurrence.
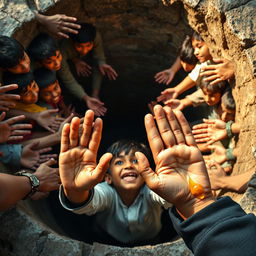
[59,110,112,203]
[137,105,214,218]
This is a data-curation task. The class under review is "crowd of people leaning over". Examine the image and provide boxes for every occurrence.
[0,10,255,255]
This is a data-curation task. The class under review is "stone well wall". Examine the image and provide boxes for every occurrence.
[0,0,256,255]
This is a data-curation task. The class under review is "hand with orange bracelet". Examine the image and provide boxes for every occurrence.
[136,105,215,219]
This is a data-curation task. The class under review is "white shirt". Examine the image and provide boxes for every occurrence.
[59,182,172,244]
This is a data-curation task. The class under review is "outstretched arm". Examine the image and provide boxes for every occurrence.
[136,105,215,218]
[59,110,112,204]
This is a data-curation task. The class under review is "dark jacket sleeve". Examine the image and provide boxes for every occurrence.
[169,196,256,256]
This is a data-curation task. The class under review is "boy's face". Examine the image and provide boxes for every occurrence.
[218,102,235,122]
[7,52,30,74]
[73,42,94,56]
[20,80,39,104]
[180,61,196,72]
[39,80,62,104]
[202,88,221,106]
[41,50,62,71]
[105,151,144,193]
[192,39,212,63]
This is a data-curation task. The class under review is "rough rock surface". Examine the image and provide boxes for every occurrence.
[0,0,256,255]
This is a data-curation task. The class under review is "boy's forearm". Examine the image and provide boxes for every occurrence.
[22,132,60,149]
[224,170,255,192]
[231,123,240,134]
[180,98,193,109]
[170,56,182,73]
[7,109,36,121]
[175,76,196,95]
[63,187,90,204]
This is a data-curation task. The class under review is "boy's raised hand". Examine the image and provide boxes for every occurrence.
[136,105,215,218]
[0,84,20,111]
[59,110,112,203]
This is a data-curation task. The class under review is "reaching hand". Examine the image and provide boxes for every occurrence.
[154,68,175,85]
[35,109,65,133]
[59,110,112,203]
[136,105,215,218]
[200,58,235,85]
[99,64,118,80]
[192,119,227,144]
[34,158,60,192]
[73,59,92,77]
[206,162,227,190]
[164,99,185,111]
[0,84,20,111]
[20,142,57,170]
[36,13,81,39]
[57,113,75,140]
[203,144,227,165]
[85,96,107,117]
[157,88,178,104]
[0,113,32,143]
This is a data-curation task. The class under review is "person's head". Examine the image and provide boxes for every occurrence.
[27,33,62,71]
[105,139,150,194]
[179,35,198,72]
[69,23,96,56]
[3,72,39,104]
[191,32,212,63]
[0,36,30,74]
[199,76,226,106]
[34,68,62,104]
[218,88,236,122]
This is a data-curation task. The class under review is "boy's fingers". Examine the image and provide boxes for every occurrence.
[144,113,164,163]
[69,117,80,148]
[154,105,176,147]
[136,152,159,189]
[164,107,185,145]
[94,153,113,179]
[174,110,197,146]
[60,123,70,153]
[88,118,103,154]
[80,110,94,147]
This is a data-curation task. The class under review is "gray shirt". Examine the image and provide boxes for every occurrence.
[59,182,172,244]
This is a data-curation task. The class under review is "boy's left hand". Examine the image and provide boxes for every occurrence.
[99,64,118,80]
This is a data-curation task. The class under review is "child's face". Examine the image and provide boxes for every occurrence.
[41,50,62,71]
[73,42,94,56]
[202,88,221,106]
[218,102,235,122]
[105,151,144,193]
[7,52,30,74]
[180,60,196,72]
[191,39,212,63]
[20,80,39,104]
[39,80,62,104]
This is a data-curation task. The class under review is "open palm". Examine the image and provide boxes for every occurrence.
[137,105,213,217]
[59,110,112,202]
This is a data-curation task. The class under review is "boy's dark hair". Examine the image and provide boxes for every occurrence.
[192,31,203,42]
[69,23,96,43]
[106,139,151,173]
[221,88,235,111]
[3,71,34,94]
[179,35,198,65]
[27,33,59,62]
[199,76,227,94]
[34,68,57,89]
[0,36,25,69]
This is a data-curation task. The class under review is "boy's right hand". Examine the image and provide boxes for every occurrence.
[35,109,65,133]
[154,68,175,85]
[136,105,215,219]
[59,110,112,203]
[157,88,178,103]
[0,84,20,111]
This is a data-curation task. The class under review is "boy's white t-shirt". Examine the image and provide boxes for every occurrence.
[188,60,213,82]
[59,182,172,244]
